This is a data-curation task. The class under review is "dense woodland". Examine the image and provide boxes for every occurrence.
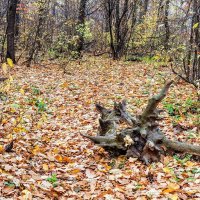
[0,0,200,199]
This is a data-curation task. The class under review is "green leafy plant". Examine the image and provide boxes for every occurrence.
[47,174,58,187]
[183,98,199,114]
[185,130,198,139]
[35,99,47,112]
[108,159,116,168]
[173,154,192,165]
[76,21,93,40]
[118,162,125,169]
[163,103,176,116]
[4,181,15,187]
[191,168,200,174]
[31,86,41,95]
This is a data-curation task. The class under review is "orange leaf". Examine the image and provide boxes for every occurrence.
[0,145,4,153]
[55,155,63,162]
[62,156,73,163]
[60,82,68,88]
[70,169,81,174]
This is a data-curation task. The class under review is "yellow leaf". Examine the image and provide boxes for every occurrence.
[37,121,43,129]
[103,164,112,171]
[42,164,49,171]
[2,63,7,74]
[32,145,40,155]
[185,161,195,167]
[53,148,59,154]
[7,58,14,67]
[168,183,180,190]
[13,126,26,133]
[42,113,47,121]
[60,82,68,88]
[9,76,13,82]
[2,118,8,125]
[186,189,198,195]
[163,167,171,174]
[162,183,180,194]
[7,134,13,140]
[21,189,32,200]
[70,169,81,174]
[170,194,179,200]
[20,89,25,95]
[193,23,199,29]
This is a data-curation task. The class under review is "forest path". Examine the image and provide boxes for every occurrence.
[0,57,199,199]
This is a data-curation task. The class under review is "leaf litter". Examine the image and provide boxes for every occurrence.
[0,57,199,199]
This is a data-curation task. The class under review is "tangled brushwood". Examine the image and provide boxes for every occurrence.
[82,81,200,165]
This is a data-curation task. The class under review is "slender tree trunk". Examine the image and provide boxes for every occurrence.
[76,0,87,58]
[106,0,116,59]
[115,0,120,59]
[6,0,18,63]
[105,0,130,60]
[164,0,170,50]
[139,0,149,22]
[15,0,20,37]
[26,0,47,67]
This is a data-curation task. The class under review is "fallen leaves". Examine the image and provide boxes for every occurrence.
[21,189,33,200]
[162,183,180,194]
[54,155,73,163]
[0,57,199,199]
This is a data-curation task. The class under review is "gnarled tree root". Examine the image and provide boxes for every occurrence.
[82,81,200,164]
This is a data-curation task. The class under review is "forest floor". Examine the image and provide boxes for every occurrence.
[0,56,199,199]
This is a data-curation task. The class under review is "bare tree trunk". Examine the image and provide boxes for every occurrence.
[172,0,200,99]
[105,0,130,60]
[76,0,87,58]
[105,0,116,58]
[26,0,48,67]
[6,0,18,63]
[164,0,170,50]
[139,0,149,22]
[15,0,20,37]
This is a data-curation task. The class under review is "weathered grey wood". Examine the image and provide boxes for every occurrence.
[82,81,200,164]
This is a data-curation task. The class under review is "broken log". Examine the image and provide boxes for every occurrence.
[82,81,200,164]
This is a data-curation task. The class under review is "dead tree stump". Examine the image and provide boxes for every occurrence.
[82,81,200,164]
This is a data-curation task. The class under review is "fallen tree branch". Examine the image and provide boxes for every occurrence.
[163,137,200,156]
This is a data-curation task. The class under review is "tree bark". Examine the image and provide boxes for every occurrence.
[105,0,130,60]
[76,0,87,58]
[164,0,170,50]
[6,0,18,63]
